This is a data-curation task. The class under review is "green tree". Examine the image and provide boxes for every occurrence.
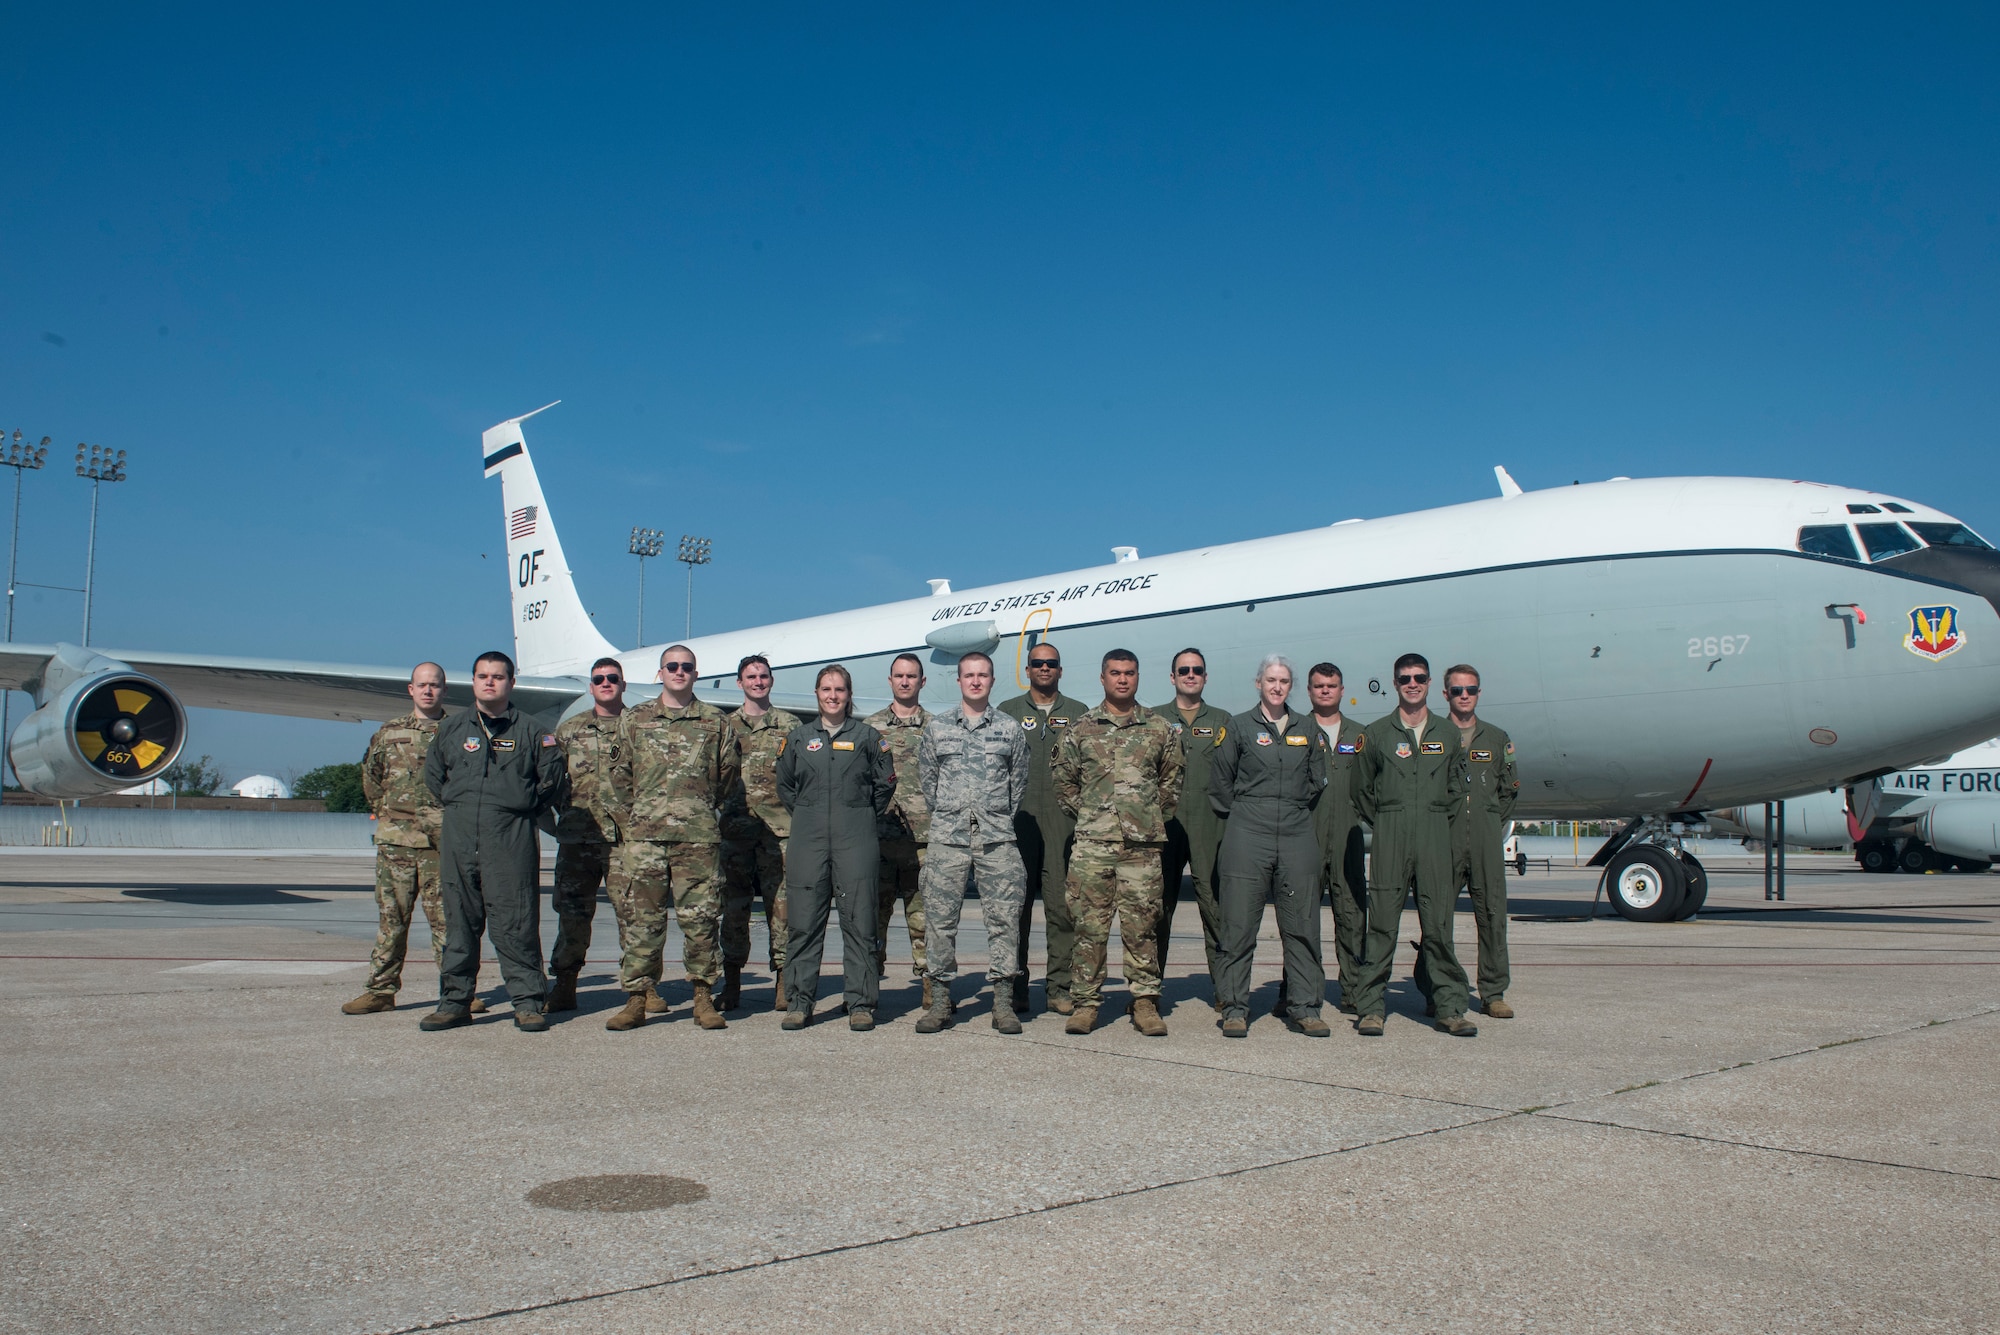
[294,762,368,813]
[161,754,225,796]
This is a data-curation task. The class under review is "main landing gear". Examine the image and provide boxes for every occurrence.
[1597,818,1709,922]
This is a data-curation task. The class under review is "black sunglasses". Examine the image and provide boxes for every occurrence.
[1174,665,1207,676]
[591,673,623,685]
[1396,673,1429,685]
[1028,658,1061,669]
[661,661,696,673]
[1445,685,1479,697]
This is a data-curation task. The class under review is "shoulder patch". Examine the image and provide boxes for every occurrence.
[1504,741,1515,757]
[880,739,891,751]
[542,734,559,748]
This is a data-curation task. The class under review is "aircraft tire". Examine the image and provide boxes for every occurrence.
[1856,841,1895,874]
[1672,852,1708,920]
[1898,843,1936,874]
[1514,853,1528,878]
[1606,845,1686,922]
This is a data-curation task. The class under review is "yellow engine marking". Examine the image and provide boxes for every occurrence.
[114,689,153,714]
[77,731,108,761]
[133,740,165,768]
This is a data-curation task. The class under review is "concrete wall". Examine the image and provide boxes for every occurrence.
[0,808,375,849]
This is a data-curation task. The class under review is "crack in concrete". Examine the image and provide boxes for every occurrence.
[1528,1112,2000,1183]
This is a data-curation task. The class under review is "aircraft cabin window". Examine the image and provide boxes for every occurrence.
[1856,522,1922,561]
[1882,502,1914,513]
[1845,503,1882,514]
[1797,525,1861,562]
[1907,521,1995,551]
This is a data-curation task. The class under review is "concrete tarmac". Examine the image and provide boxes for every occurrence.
[1,850,1996,1333]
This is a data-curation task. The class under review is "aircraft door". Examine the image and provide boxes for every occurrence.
[1015,608,1054,689]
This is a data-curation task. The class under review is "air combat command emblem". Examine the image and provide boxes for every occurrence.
[1906,605,1963,661]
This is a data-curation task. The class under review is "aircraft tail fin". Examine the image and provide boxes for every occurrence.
[1494,465,1524,498]
[481,404,617,677]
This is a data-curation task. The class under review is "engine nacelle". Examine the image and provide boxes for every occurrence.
[1918,802,2000,862]
[8,650,187,798]
[1707,789,1853,848]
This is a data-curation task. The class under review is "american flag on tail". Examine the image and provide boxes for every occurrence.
[510,506,538,540]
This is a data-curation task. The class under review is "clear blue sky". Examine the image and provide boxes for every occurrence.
[3,6,1997,784]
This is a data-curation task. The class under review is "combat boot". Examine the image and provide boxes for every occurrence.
[848,1008,875,1032]
[341,992,394,1015]
[605,992,649,1031]
[691,982,728,1030]
[1435,1013,1478,1037]
[991,990,1022,1034]
[914,985,954,1033]
[1011,978,1032,1014]
[782,1007,810,1030]
[469,997,489,1014]
[546,971,579,1013]
[643,982,669,1015]
[514,1007,549,1033]
[1483,997,1515,1019]
[718,964,742,1012]
[1356,1014,1385,1037]
[1064,1005,1098,1035]
[419,1006,470,1032]
[922,977,934,1010]
[1220,1015,1248,1039]
[1285,1012,1332,1038]
[1130,997,1167,1038]
[1049,990,1075,1016]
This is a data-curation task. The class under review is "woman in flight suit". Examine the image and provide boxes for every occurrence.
[777,664,897,1030]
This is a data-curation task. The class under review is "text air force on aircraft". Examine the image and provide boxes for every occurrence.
[8,407,2000,918]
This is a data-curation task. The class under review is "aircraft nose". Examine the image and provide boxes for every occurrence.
[1879,546,2000,622]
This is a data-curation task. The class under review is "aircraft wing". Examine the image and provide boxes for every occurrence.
[0,643,585,723]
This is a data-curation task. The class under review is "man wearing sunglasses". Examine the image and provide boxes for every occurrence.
[1440,664,1518,1020]
[721,654,800,1013]
[998,642,1093,1015]
[545,658,643,1014]
[1354,652,1476,1038]
[604,645,741,1032]
[1151,647,1231,994]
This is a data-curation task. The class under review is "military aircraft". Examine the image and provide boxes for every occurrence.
[9,405,2000,923]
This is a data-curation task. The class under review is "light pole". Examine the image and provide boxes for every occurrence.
[629,526,665,648]
[75,444,128,647]
[1,431,51,789]
[677,534,711,640]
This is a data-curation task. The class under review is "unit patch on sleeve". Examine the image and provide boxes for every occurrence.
[541,734,559,748]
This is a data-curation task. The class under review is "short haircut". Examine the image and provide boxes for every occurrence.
[816,663,853,692]
[660,644,694,667]
[1101,648,1139,669]
[590,657,622,674]
[473,650,516,679]
[1308,661,1343,683]
[1026,641,1061,664]
[1393,652,1429,675]
[1171,647,1206,667]
[890,653,926,676]
[736,654,771,679]
[1255,653,1293,681]
[957,651,994,676]
[410,661,445,683]
[1444,663,1480,684]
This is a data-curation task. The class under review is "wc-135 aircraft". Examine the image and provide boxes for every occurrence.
[8,403,2000,922]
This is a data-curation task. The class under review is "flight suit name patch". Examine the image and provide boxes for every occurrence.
[1285,735,1309,746]
[1051,717,1071,728]
[494,738,516,751]
[1471,749,1493,762]
[1192,726,1213,737]
[1421,741,1444,754]
[832,740,855,751]
[1337,743,1358,754]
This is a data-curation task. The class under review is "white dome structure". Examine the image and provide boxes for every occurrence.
[231,774,291,800]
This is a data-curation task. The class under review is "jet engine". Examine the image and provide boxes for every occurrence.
[7,647,186,798]
[1917,802,2000,862]
[1706,790,1853,848]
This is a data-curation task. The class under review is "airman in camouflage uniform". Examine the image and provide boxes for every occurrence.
[864,654,932,990]
[548,657,644,1014]
[721,654,798,1012]
[1440,664,1518,1019]
[915,651,1031,1033]
[605,645,741,1032]
[343,662,453,1014]
[1051,650,1184,1037]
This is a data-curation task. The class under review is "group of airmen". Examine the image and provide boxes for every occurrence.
[341,638,1519,1039]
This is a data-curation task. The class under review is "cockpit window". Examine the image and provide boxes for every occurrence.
[1907,522,1995,551]
[1882,502,1914,514]
[1856,522,1921,561]
[1798,525,1861,562]
[1846,503,1882,514]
